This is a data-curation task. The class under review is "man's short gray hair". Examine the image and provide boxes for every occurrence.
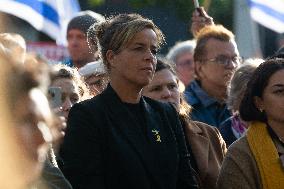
[166,40,196,63]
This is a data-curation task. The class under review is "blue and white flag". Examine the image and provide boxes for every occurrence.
[248,0,284,33]
[0,0,80,45]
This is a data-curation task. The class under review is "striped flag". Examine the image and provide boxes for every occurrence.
[248,0,284,33]
[0,0,80,45]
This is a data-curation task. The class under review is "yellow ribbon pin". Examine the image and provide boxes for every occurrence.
[151,129,161,142]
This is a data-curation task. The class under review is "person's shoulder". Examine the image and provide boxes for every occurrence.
[144,96,174,110]
[224,136,259,179]
[227,136,252,159]
[72,93,104,113]
[191,120,217,131]
[143,96,162,106]
[230,135,248,147]
[219,117,237,146]
[191,120,212,127]
[219,117,233,131]
[219,117,234,136]
[61,58,73,67]
[191,120,222,137]
[217,136,260,189]
[184,81,195,96]
[143,96,179,121]
[184,81,200,105]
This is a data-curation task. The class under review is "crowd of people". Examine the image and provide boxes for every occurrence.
[1,6,284,189]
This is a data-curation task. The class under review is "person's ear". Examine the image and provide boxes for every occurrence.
[106,50,116,68]
[194,61,203,79]
[254,96,264,112]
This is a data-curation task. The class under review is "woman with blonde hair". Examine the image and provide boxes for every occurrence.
[60,13,199,189]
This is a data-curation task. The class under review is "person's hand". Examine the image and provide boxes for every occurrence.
[50,107,67,153]
[191,7,214,38]
[53,114,67,139]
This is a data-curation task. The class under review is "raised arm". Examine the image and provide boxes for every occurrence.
[190,7,214,37]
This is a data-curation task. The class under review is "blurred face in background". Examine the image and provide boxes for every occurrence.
[143,68,180,106]
[84,74,107,96]
[175,52,195,86]
[67,29,94,68]
[15,88,53,184]
[50,78,81,119]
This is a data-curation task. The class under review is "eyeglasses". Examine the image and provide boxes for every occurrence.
[202,55,242,66]
[176,60,194,67]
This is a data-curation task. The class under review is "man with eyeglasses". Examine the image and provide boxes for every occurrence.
[185,22,241,128]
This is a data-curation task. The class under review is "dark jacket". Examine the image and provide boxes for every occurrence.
[60,85,198,189]
[219,118,237,146]
[185,80,231,128]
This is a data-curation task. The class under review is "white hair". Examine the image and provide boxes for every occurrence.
[166,40,196,63]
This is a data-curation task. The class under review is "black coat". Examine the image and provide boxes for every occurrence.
[219,117,237,147]
[60,85,198,189]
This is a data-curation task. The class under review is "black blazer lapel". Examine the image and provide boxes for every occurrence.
[141,98,179,189]
[142,98,178,173]
[101,86,164,188]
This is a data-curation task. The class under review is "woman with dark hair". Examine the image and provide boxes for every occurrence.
[143,58,227,189]
[60,14,198,189]
[217,58,284,189]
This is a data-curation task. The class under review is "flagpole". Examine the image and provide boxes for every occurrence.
[234,0,262,58]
